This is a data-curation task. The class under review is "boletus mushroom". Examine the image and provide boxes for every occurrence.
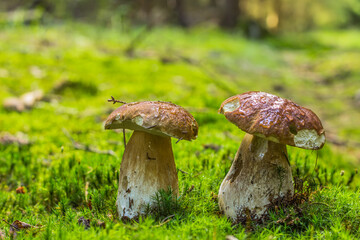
[105,101,198,220]
[218,91,325,221]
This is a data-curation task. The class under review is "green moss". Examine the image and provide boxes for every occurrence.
[0,23,359,239]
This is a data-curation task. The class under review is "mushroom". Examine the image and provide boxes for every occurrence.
[218,91,325,221]
[105,101,198,220]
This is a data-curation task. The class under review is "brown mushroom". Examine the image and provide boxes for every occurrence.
[218,91,325,221]
[105,101,198,220]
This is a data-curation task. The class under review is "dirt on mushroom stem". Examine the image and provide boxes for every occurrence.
[116,130,178,220]
[218,134,294,222]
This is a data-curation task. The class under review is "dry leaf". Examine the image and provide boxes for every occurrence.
[20,90,43,108]
[9,220,34,238]
[29,66,45,79]
[96,221,106,229]
[16,187,26,194]
[87,198,92,210]
[226,235,239,240]
[3,97,25,112]
[0,229,5,240]
[0,132,30,146]
[3,90,43,112]
[78,217,90,230]
[203,144,221,152]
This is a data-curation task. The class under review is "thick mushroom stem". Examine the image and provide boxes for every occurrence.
[218,133,294,221]
[117,130,178,220]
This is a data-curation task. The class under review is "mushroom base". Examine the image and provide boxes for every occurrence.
[117,131,178,220]
[218,133,294,221]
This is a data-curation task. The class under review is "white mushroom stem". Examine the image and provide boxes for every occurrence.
[218,133,294,221]
[117,130,178,220]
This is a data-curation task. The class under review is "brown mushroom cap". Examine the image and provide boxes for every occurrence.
[219,91,325,150]
[105,101,198,141]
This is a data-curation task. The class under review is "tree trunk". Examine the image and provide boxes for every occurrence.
[174,0,189,27]
[219,0,240,29]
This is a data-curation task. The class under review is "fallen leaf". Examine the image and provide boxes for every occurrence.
[29,66,45,79]
[78,217,90,230]
[210,192,218,201]
[226,235,238,240]
[203,144,221,152]
[20,90,43,108]
[87,198,93,210]
[16,186,26,194]
[3,90,43,112]
[3,97,25,112]
[0,229,5,239]
[9,220,34,238]
[96,221,106,229]
[186,185,195,193]
[0,132,30,146]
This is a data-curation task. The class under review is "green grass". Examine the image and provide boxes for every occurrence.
[0,22,360,239]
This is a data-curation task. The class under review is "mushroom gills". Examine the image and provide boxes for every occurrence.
[221,99,240,113]
[294,129,325,149]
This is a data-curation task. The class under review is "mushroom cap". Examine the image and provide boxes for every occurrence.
[105,101,198,141]
[219,91,325,150]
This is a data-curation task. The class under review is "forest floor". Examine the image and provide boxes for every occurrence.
[0,23,360,239]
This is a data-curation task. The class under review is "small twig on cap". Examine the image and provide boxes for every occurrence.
[107,96,127,105]
[176,137,183,144]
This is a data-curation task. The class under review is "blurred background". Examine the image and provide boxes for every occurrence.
[1,0,360,34]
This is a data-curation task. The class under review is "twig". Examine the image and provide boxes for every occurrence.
[307,202,331,208]
[2,219,19,230]
[178,169,189,175]
[193,171,203,178]
[154,215,175,227]
[107,96,126,105]
[154,219,172,227]
[123,129,126,148]
[160,214,175,223]
[176,137,183,144]
[62,128,116,157]
[186,185,195,193]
